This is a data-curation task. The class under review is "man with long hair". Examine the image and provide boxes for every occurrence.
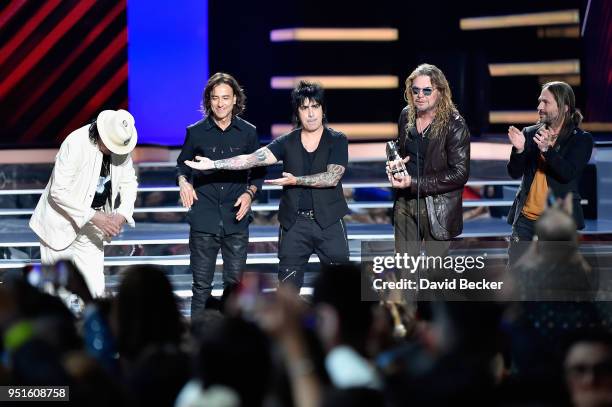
[387,64,470,256]
[506,81,593,265]
[184,81,350,289]
[176,72,265,316]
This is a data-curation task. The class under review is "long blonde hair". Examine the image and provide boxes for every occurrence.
[403,64,458,138]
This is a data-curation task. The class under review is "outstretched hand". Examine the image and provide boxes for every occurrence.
[265,172,297,186]
[184,155,214,171]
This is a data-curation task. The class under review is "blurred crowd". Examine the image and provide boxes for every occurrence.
[1,256,612,407]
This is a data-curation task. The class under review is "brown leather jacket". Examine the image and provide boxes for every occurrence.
[397,106,470,240]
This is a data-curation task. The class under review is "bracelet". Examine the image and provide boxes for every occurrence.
[245,189,255,199]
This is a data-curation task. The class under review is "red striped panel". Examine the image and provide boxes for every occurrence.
[9,1,126,126]
[0,0,96,99]
[58,63,128,138]
[0,0,61,65]
[584,0,612,122]
[21,28,127,142]
[0,0,28,29]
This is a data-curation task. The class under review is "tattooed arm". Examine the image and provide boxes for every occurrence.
[266,164,345,188]
[184,147,277,171]
[215,147,277,170]
[296,164,345,187]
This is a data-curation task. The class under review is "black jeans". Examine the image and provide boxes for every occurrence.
[508,214,536,267]
[278,214,349,289]
[189,228,248,317]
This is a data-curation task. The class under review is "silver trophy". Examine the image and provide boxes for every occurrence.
[386,141,408,177]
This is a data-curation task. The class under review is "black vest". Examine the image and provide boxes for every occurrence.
[277,128,349,229]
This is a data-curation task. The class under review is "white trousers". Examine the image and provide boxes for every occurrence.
[39,223,106,297]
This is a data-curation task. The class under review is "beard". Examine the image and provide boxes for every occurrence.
[539,111,562,127]
[414,101,435,114]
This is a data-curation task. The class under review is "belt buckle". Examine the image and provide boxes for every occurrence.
[299,210,314,219]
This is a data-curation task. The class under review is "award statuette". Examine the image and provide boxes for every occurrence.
[386,141,408,177]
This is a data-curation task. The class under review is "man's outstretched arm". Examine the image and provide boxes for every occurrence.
[265,164,345,188]
[295,164,345,187]
[184,147,278,171]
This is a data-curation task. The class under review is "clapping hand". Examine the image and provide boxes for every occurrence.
[508,126,526,153]
[534,126,552,153]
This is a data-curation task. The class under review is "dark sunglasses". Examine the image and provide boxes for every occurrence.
[411,86,434,96]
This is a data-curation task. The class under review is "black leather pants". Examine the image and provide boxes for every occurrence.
[189,229,248,317]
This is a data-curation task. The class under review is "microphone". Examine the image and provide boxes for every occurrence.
[386,141,408,177]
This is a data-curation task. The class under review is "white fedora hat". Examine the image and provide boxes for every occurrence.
[96,109,138,155]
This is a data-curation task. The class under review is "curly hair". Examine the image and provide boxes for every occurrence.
[201,72,246,118]
[403,64,458,139]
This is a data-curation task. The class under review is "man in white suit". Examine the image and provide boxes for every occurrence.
[30,109,139,297]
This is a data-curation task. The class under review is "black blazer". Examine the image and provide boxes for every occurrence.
[507,124,593,229]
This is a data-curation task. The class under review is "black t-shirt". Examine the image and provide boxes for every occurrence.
[91,154,111,208]
[267,129,348,211]
[299,148,316,210]
[267,129,348,167]
[403,125,429,178]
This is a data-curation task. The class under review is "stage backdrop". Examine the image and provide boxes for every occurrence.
[0,0,207,148]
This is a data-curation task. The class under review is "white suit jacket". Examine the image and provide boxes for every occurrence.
[30,125,138,250]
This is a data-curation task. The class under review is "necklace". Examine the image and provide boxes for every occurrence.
[416,118,432,135]
[549,134,559,146]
